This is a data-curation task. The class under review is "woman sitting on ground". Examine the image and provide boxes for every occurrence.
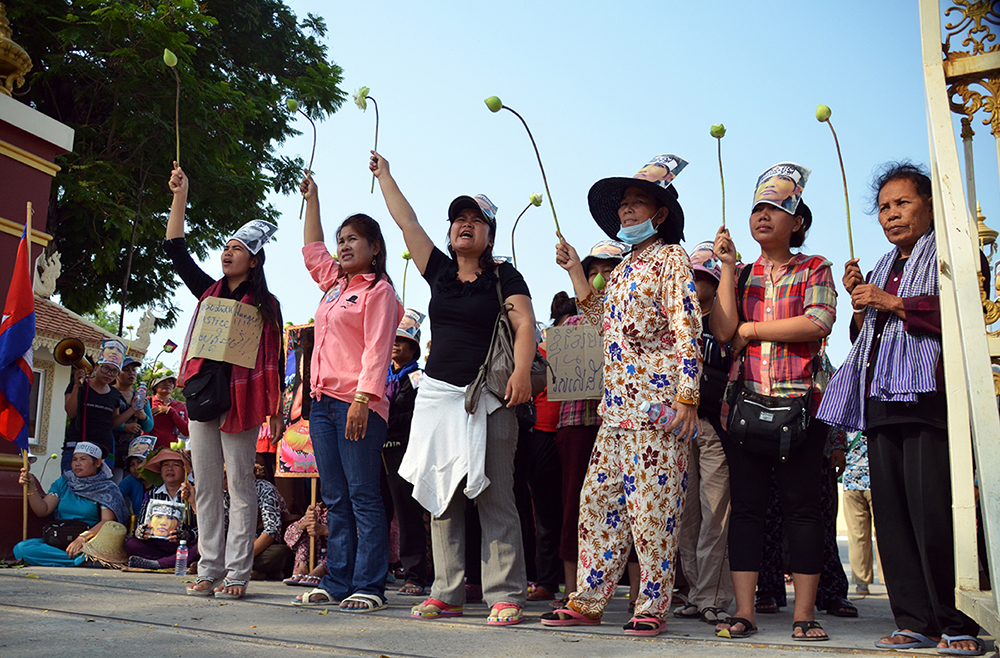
[283,502,329,587]
[15,442,129,567]
[125,447,199,570]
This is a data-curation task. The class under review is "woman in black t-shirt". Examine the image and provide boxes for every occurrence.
[372,151,535,627]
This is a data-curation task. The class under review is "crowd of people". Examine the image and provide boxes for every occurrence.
[11,152,985,655]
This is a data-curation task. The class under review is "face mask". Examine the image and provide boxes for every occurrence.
[616,218,658,245]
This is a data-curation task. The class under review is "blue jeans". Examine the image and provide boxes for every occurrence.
[310,396,388,600]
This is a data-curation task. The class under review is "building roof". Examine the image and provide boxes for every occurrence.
[34,295,145,358]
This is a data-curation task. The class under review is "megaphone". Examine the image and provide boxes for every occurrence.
[54,338,94,373]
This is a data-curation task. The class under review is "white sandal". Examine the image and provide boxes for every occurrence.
[292,587,339,606]
[338,592,387,613]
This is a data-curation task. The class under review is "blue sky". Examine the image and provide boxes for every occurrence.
[135,0,999,373]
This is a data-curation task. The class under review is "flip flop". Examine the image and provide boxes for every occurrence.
[214,578,247,600]
[487,602,523,626]
[875,630,939,650]
[299,575,321,587]
[824,597,859,618]
[283,574,305,586]
[411,597,463,620]
[397,582,425,596]
[293,587,339,606]
[623,615,665,637]
[699,606,728,624]
[792,620,829,641]
[673,603,700,619]
[540,607,601,627]
[339,592,387,613]
[937,634,986,656]
[716,616,757,639]
[185,576,216,597]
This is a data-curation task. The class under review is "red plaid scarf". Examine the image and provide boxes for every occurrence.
[178,279,282,433]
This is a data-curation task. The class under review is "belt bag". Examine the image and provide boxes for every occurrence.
[727,381,811,462]
[43,519,91,551]
[183,365,232,422]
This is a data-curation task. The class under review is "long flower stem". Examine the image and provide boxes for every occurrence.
[297,109,318,220]
[826,120,854,260]
[717,138,726,228]
[502,107,561,238]
[369,96,379,194]
[402,258,409,306]
[510,202,532,269]
[173,67,181,167]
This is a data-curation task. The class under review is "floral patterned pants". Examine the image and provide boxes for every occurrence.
[567,425,689,620]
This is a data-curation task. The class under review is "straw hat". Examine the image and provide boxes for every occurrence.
[142,448,192,475]
[81,521,128,567]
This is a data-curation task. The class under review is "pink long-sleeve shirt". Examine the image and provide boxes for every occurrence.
[303,242,403,422]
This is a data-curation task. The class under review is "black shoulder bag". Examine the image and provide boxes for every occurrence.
[726,266,811,462]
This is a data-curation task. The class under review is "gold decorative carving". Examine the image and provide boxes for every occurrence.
[0,3,31,96]
[944,0,1000,57]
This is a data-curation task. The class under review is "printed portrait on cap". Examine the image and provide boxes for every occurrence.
[97,338,126,371]
[752,162,811,215]
[229,220,279,255]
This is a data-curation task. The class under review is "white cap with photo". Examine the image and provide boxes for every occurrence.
[752,162,811,215]
[229,220,279,255]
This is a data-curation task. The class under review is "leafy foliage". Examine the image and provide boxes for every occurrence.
[11,0,345,327]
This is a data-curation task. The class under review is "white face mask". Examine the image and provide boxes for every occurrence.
[616,218,658,245]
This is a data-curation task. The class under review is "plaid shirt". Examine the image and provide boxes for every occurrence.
[728,254,836,413]
[556,314,602,428]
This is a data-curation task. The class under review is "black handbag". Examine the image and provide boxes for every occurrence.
[183,364,232,422]
[725,265,811,462]
[43,519,91,551]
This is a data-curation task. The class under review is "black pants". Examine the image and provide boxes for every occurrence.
[513,426,563,591]
[723,418,825,574]
[868,423,979,637]
[757,450,849,608]
[383,447,431,587]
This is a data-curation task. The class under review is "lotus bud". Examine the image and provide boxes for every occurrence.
[50,454,58,460]
[529,192,543,207]
[710,124,726,138]
[593,272,606,291]
[286,98,299,112]
[816,104,832,122]
[402,250,411,260]
[163,48,178,68]
[484,96,503,113]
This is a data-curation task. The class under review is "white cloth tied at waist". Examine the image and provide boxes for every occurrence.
[398,373,501,517]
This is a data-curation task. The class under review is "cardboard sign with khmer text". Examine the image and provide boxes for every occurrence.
[186,297,262,369]
[545,324,604,401]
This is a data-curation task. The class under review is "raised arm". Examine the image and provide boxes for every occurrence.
[301,171,323,245]
[166,162,188,240]
[370,151,434,274]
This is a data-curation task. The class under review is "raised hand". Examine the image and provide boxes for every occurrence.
[370,150,390,179]
[169,162,188,196]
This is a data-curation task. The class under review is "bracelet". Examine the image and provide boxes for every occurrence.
[354,392,370,405]
[752,322,760,340]
[79,531,91,539]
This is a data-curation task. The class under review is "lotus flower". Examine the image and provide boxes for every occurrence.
[485,96,561,237]
[163,48,182,166]
[354,86,380,193]
[711,123,727,228]
[401,251,411,304]
[710,124,726,138]
[402,250,411,260]
[288,99,318,219]
[530,192,543,207]
[593,272,607,291]
[510,198,541,268]
[815,104,854,258]
[286,98,299,112]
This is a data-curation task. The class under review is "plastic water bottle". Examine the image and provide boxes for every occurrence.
[638,401,699,438]
[174,540,188,576]
[134,382,147,410]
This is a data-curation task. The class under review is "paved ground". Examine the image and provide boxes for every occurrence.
[2,560,994,658]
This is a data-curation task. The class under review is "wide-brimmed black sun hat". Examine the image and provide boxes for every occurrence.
[587,153,688,243]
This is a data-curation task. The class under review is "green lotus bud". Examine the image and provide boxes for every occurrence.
[816,104,832,122]
[163,48,178,68]
[593,272,606,291]
[484,96,503,113]
[50,454,58,460]
[710,123,726,138]
[353,87,370,111]
[529,192,543,207]
[286,98,299,112]
[402,250,411,260]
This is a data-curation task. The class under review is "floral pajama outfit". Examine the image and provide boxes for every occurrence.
[567,241,702,620]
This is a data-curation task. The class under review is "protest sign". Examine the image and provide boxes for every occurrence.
[145,500,186,539]
[186,297,262,369]
[545,325,603,401]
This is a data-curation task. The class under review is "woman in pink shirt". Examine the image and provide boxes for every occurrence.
[292,173,402,613]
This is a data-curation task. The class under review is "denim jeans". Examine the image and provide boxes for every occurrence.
[310,396,388,600]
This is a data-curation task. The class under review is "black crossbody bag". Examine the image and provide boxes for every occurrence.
[726,266,812,463]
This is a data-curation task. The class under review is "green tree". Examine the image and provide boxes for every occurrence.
[82,306,120,334]
[11,0,344,329]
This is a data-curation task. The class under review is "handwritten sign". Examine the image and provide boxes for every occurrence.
[545,325,604,401]
[186,297,262,369]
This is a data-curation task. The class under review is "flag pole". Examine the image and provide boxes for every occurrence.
[22,202,32,542]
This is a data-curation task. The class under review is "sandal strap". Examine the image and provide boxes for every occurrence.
[222,578,247,588]
[490,602,522,612]
[194,576,216,585]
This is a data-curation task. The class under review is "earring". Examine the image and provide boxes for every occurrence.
[372,258,376,266]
